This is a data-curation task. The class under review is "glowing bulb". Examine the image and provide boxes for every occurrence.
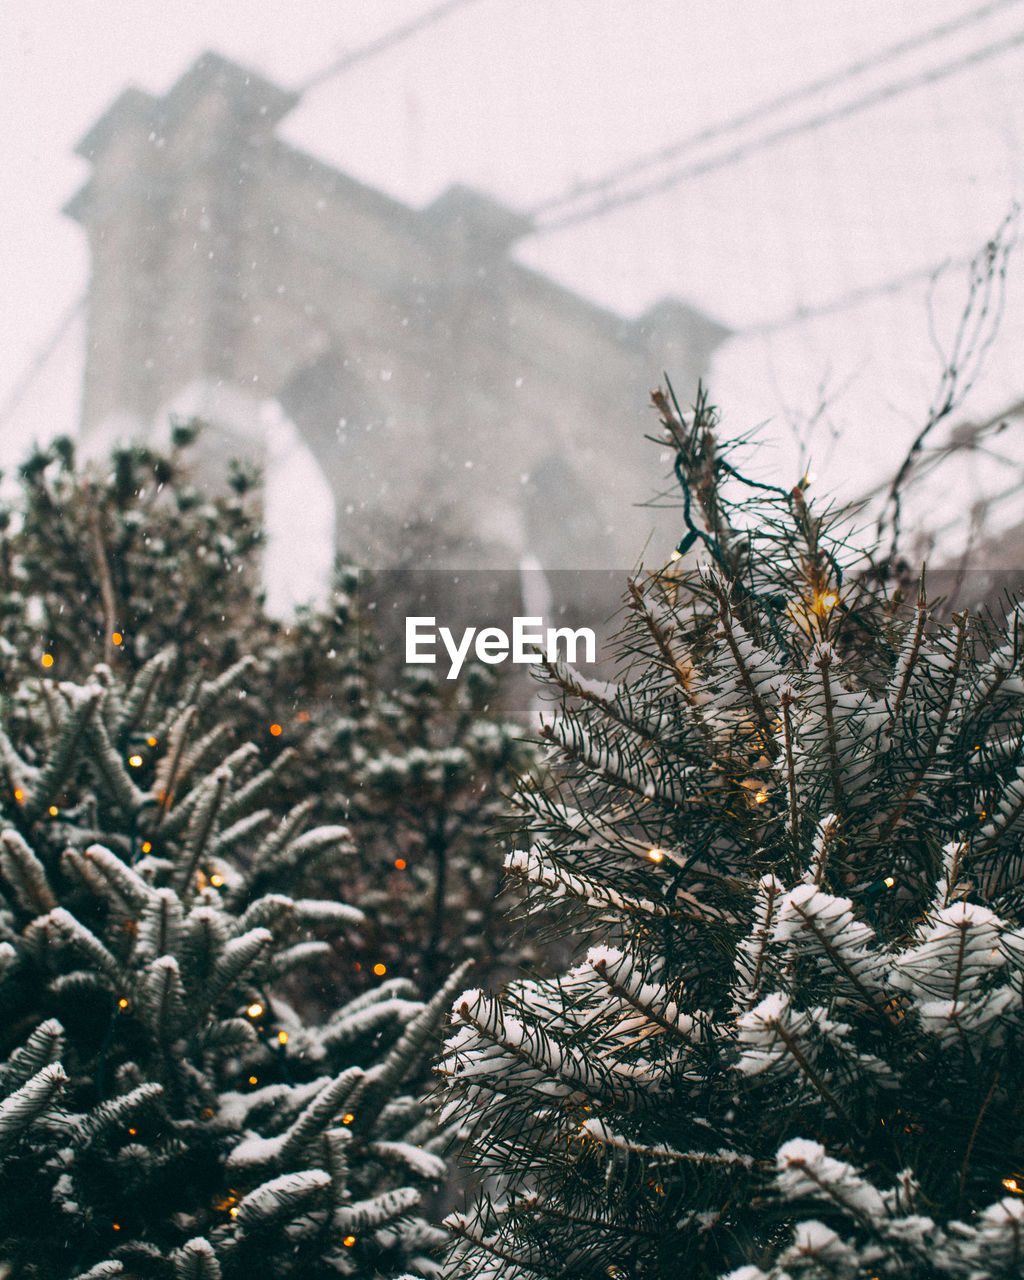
[128,1128,137,1137]
[670,549,682,562]
[41,653,54,668]
[48,806,58,817]
[1003,1177,1021,1193]
[754,789,769,805]
[141,841,152,854]
[343,1236,356,1248]
[647,848,665,863]
[13,789,23,802]
[111,632,123,645]
[269,723,282,737]
[821,593,838,610]
[342,1113,355,1125]
[248,1075,258,1086]
[373,963,387,977]
[804,471,817,485]
[112,1223,121,1232]
[277,1030,288,1045]
[247,1003,263,1019]
[394,858,406,870]
[884,876,895,888]
[147,736,157,747]
[118,998,129,1010]
[128,754,143,768]
[210,873,224,887]
[229,1207,239,1218]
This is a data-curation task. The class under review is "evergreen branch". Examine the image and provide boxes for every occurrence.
[25,684,103,819]
[627,579,715,752]
[813,645,845,814]
[0,1062,67,1155]
[877,611,969,843]
[175,766,232,897]
[958,1068,1000,1205]
[0,828,57,914]
[780,689,800,851]
[888,586,928,728]
[171,1238,222,1280]
[85,707,148,814]
[0,1019,64,1095]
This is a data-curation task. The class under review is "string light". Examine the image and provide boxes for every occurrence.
[647,848,665,863]
[343,1236,356,1248]
[884,876,896,888]
[118,998,129,1010]
[41,653,54,668]
[229,1207,239,1218]
[48,806,58,817]
[112,1223,121,1232]
[342,1113,355,1125]
[754,789,769,805]
[128,1128,137,1137]
[394,858,407,870]
[111,632,123,645]
[210,873,224,887]
[277,1030,288,1045]
[269,723,282,737]
[141,841,152,854]
[13,789,23,802]
[248,1075,258,1086]
[128,754,143,768]
[247,1003,264,1019]
[147,736,157,747]
[373,963,387,977]
[1003,1177,1022,1193]
[670,549,682,562]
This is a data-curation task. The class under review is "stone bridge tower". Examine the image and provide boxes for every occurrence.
[66,52,729,586]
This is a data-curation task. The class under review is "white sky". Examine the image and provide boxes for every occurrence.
[3,0,1024,557]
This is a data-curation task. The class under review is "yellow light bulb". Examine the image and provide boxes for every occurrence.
[884,876,895,889]
[373,963,387,977]
[111,632,123,645]
[1003,1177,1021,1193]
[248,1075,258,1086]
[141,841,152,854]
[147,736,157,747]
[13,789,23,802]
[247,1003,263,1019]
[670,549,682,562]
[269,723,282,737]
[343,1236,356,1248]
[210,873,224,887]
[118,998,129,1010]
[342,1113,355,1125]
[277,1030,288,1045]
[128,754,143,768]
[647,848,665,863]
[41,653,54,668]
[48,806,58,817]
[754,789,769,805]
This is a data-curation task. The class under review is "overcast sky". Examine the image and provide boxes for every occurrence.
[4,0,1024,554]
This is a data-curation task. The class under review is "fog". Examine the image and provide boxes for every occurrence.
[4,0,1024,583]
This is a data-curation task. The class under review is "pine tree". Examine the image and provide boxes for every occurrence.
[0,652,466,1279]
[0,429,536,999]
[439,387,1024,1279]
